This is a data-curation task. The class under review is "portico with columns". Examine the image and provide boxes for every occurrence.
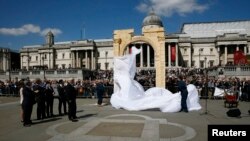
[216,42,248,66]
[70,48,96,70]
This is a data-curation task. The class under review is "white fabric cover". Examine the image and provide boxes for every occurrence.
[213,87,235,97]
[110,47,202,112]
[214,87,225,97]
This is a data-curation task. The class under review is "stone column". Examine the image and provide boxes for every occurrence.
[175,43,179,67]
[76,51,79,68]
[7,53,9,71]
[224,45,228,65]
[49,52,51,69]
[168,44,171,67]
[91,50,94,70]
[72,51,75,68]
[3,53,6,71]
[93,50,96,70]
[189,47,192,67]
[21,56,23,70]
[147,45,150,67]
[244,45,247,54]
[140,44,143,67]
[85,50,88,69]
[27,56,29,71]
[248,45,250,54]
[51,51,55,69]
[71,52,73,68]
[217,46,220,66]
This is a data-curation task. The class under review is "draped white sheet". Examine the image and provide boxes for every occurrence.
[110,47,202,112]
[214,87,225,97]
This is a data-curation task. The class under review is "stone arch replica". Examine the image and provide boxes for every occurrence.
[113,25,166,88]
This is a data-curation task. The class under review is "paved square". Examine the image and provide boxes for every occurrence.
[0,97,250,141]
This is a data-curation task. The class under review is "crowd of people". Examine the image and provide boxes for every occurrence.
[19,78,82,127]
[1,67,250,126]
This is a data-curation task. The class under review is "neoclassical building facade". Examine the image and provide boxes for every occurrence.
[0,47,20,71]
[16,12,250,85]
[20,31,113,71]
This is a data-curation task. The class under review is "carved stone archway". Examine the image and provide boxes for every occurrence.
[113,27,166,88]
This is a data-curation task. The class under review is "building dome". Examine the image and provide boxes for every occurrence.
[142,11,163,27]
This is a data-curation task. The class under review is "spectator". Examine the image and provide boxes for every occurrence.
[65,79,77,122]
[58,80,67,116]
[96,80,105,106]
[22,80,35,127]
[177,75,188,113]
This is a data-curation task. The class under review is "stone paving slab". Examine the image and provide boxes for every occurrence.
[159,124,185,138]
[87,122,144,137]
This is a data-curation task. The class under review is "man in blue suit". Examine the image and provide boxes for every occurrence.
[177,75,188,113]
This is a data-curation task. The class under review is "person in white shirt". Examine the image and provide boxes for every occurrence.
[19,81,24,122]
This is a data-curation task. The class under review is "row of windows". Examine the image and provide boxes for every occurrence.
[22,63,110,70]
[183,48,214,54]
[28,51,110,61]
[189,60,214,68]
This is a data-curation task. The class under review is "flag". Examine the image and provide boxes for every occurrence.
[234,50,248,65]
[171,44,176,62]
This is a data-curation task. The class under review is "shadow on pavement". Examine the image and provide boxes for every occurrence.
[76,110,84,113]
[77,113,98,119]
[32,117,62,125]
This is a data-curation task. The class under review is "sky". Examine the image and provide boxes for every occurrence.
[0,0,250,51]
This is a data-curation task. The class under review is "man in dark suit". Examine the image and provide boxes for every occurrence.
[58,80,67,116]
[177,75,188,113]
[45,81,55,117]
[33,78,46,120]
[96,80,105,106]
[22,80,35,126]
[65,79,77,122]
